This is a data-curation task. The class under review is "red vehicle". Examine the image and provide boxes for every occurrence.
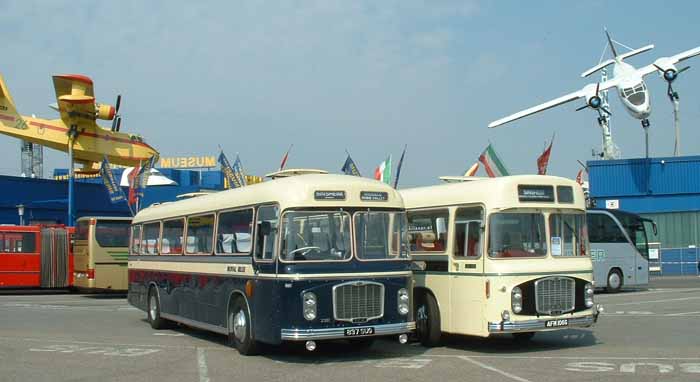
[0,225,74,288]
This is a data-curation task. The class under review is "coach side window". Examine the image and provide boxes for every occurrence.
[407,209,449,252]
[142,223,160,255]
[186,215,215,255]
[255,205,279,260]
[130,225,142,255]
[162,219,184,255]
[217,209,254,255]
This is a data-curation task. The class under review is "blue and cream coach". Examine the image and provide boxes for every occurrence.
[128,170,415,354]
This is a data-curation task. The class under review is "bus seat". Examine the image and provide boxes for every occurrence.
[420,232,436,250]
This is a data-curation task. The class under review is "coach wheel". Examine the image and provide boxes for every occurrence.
[606,269,623,293]
[228,297,258,356]
[148,288,167,330]
[513,332,536,343]
[415,292,441,347]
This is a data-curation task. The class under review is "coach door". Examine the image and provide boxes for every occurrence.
[40,228,69,288]
[449,206,484,335]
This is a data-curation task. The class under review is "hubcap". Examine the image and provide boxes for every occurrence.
[233,310,247,342]
[609,273,621,289]
[149,294,157,320]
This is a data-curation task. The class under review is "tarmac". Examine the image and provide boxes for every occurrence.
[1,276,699,382]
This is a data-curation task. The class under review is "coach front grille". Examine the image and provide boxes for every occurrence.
[333,281,384,323]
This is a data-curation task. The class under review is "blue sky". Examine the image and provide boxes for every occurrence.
[0,1,698,187]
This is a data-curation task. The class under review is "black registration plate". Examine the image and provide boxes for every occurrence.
[344,327,375,337]
[545,319,569,328]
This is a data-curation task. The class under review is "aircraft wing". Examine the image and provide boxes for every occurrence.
[638,46,700,77]
[488,77,621,128]
[52,74,99,127]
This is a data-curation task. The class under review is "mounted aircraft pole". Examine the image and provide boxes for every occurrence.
[67,125,78,226]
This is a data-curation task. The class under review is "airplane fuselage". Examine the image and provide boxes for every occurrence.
[612,60,652,120]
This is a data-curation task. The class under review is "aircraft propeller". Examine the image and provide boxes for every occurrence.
[111,94,122,132]
[654,64,690,100]
[576,82,612,116]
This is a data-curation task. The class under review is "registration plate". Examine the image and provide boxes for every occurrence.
[344,327,375,337]
[545,319,569,328]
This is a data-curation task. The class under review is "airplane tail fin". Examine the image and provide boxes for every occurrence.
[0,74,28,130]
[581,29,655,78]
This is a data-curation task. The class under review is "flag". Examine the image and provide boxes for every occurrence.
[374,155,392,184]
[279,144,293,171]
[341,154,361,176]
[478,144,509,178]
[576,169,584,185]
[537,134,555,175]
[99,156,126,204]
[393,145,407,189]
[463,162,479,176]
[128,163,140,206]
[219,151,247,189]
[135,156,156,199]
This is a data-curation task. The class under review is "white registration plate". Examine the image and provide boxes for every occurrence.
[545,319,569,328]
[344,327,375,336]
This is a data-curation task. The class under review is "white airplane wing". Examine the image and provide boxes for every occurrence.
[638,46,700,77]
[488,77,621,128]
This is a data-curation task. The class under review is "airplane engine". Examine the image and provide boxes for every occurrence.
[95,103,116,120]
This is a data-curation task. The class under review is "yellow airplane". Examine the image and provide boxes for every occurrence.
[0,73,158,173]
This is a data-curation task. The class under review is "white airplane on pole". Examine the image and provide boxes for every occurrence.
[488,30,700,157]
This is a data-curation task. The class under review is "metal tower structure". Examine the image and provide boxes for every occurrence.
[20,140,43,178]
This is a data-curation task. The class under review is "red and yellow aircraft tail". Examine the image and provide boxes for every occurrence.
[0,74,27,131]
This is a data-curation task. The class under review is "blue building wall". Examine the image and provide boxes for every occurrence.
[0,168,226,225]
[588,155,700,213]
[588,155,700,276]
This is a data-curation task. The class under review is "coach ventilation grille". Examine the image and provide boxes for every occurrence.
[535,276,575,316]
[333,281,384,323]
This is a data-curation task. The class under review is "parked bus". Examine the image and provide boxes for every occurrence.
[0,225,73,288]
[587,209,656,292]
[73,217,131,291]
[400,175,601,345]
[128,172,415,354]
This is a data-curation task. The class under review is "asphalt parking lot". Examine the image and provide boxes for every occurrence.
[1,276,699,382]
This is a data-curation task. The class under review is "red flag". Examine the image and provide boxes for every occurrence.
[576,169,584,185]
[128,164,140,205]
[537,135,554,175]
[279,144,293,171]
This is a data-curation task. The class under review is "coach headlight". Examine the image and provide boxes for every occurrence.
[511,286,523,314]
[584,283,594,308]
[398,288,409,315]
[303,292,317,321]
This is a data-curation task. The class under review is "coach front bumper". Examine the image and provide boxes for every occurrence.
[281,321,415,341]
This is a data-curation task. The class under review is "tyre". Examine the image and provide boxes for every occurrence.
[228,297,259,356]
[606,269,623,293]
[513,332,535,343]
[415,292,441,347]
[147,288,168,330]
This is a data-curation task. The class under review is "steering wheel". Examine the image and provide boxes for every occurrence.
[288,246,321,258]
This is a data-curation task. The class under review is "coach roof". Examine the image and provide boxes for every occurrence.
[133,174,404,224]
[400,175,584,210]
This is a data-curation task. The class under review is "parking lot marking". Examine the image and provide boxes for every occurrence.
[606,296,700,306]
[665,311,700,316]
[29,344,160,357]
[458,356,532,382]
[597,288,700,298]
[197,348,210,382]
[153,333,185,336]
[374,358,431,369]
